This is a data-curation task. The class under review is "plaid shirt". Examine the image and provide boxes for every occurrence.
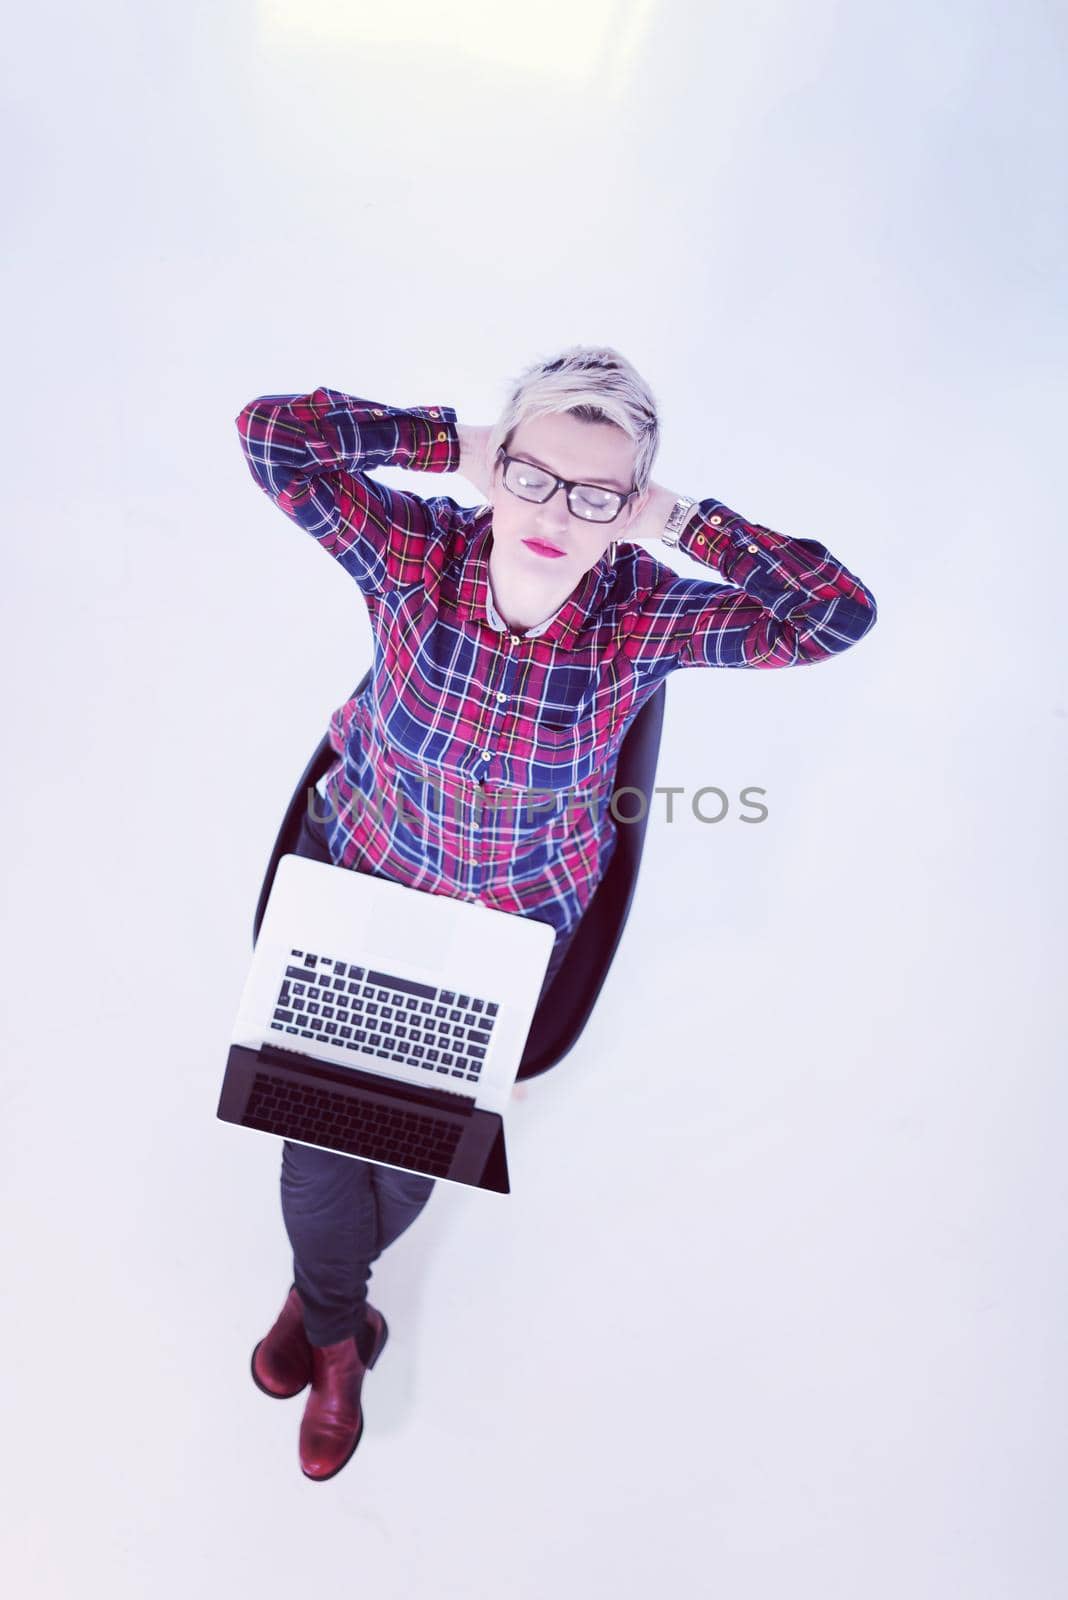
[235,386,878,941]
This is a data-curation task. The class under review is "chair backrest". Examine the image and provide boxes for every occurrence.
[253,670,666,1080]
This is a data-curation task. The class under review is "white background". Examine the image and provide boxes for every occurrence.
[2,1,1065,1594]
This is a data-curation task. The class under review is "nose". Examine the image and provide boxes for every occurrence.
[534,482,573,541]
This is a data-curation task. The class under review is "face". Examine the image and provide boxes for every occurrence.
[488,412,648,592]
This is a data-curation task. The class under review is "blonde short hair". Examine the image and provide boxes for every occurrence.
[487,344,660,496]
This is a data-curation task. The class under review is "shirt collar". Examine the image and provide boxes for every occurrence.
[448,511,611,649]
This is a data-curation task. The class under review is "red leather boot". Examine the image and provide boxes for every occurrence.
[299,1305,389,1481]
[299,1336,367,1480]
[251,1285,312,1399]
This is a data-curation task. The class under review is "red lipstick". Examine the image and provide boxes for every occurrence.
[522,538,566,559]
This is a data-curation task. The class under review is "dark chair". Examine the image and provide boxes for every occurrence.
[253,669,665,1080]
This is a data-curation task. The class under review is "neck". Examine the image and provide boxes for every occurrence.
[487,544,578,633]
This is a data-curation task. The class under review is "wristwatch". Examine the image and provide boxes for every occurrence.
[661,495,697,548]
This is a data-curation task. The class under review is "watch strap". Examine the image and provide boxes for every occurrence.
[661,495,697,547]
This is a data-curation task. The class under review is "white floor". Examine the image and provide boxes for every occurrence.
[3,1,1065,1595]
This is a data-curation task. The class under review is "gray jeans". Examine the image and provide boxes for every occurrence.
[277,793,576,1348]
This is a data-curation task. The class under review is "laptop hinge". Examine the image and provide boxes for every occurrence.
[255,1040,477,1116]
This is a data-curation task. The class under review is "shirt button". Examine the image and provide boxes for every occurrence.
[481,750,492,760]
[509,633,519,644]
[496,691,506,702]
[747,543,758,553]
[709,514,722,525]
[696,534,706,545]
[437,430,446,441]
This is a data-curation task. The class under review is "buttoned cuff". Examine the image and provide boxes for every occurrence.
[675,503,737,568]
[395,404,460,473]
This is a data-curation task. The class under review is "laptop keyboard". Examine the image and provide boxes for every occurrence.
[242,1070,462,1176]
[268,949,501,1084]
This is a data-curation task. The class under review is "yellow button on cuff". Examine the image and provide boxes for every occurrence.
[437,431,446,441]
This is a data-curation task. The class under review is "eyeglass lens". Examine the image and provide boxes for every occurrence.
[504,459,621,521]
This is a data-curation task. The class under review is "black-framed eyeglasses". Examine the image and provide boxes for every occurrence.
[496,447,637,524]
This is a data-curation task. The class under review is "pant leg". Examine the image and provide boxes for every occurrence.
[369,1165,438,1259]
[280,1139,378,1346]
[277,791,436,1347]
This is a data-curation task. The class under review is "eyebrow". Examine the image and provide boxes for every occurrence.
[514,451,628,493]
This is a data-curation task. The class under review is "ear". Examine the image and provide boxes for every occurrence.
[624,487,649,526]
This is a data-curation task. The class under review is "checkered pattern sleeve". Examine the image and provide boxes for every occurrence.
[234,386,462,598]
[623,499,878,670]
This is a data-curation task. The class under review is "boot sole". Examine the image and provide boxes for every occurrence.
[251,1312,389,1400]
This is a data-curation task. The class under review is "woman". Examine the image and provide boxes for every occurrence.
[234,345,878,1480]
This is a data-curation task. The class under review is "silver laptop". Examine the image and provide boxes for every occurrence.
[216,852,556,1194]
